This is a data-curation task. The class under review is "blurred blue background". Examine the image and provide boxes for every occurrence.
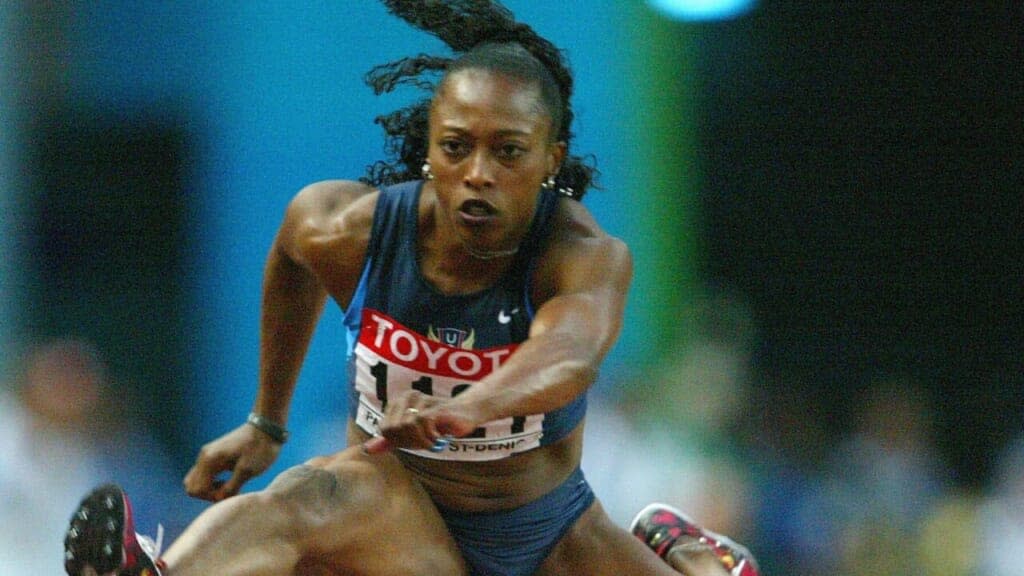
[1,2,1021,575]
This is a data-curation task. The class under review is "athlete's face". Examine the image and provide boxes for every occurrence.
[426,68,565,258]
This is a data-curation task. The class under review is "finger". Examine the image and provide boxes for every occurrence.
[434,420,454,437]
[183,461,220,501]
[407,407,444,448]
[361,435,392,455]
[385,406,435,449]
[431,412,476,439]
[428,435,453,453]
[200,478,228,501]
[419,412,442,438]
[216,465,253,501]
[401,406,422,421]
[419,417,453,453]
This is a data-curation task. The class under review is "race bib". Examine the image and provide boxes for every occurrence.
[353,309,544,461]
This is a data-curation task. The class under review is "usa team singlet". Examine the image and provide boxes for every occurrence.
[344,180,587,461]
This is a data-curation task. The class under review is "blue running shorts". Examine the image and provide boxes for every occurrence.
[437,468,596,576]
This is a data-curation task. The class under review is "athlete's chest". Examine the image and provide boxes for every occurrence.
[350,303,543,461]
[364,227,532,345]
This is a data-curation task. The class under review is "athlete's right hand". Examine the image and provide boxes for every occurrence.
[362,391,483,455]
[183,423,282,502]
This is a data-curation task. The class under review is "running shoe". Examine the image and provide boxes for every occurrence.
[64,484,165,576]
[630,503,759,576]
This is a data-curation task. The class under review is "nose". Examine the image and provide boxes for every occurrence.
[463,151,495,190]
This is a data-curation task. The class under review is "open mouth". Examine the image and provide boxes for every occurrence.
[457,198,498,226]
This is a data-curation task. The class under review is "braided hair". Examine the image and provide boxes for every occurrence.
[361,0,596,200]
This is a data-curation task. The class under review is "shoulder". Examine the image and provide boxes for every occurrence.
[533,198,633,299]
[277,180,379,283]
[550,199,631,263]
[282,180,377,246]
[287,180,377,226]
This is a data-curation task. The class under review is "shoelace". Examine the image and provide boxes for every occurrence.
[136,524,164,562]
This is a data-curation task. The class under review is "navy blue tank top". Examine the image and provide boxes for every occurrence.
[343,180,587,461]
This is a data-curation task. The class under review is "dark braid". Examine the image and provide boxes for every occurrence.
[361,0,596,200]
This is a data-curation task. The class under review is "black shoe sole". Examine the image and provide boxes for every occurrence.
[64,483,126,576]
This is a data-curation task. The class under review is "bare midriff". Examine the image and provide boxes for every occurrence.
[348,421,584,513]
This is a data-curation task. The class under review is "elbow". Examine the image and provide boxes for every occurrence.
[550,333,603,392]
[546,357,599,400]
[571,361,599,389]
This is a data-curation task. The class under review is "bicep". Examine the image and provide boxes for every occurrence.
[529,237,632,360]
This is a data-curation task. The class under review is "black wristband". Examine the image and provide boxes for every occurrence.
[246,412,289,444]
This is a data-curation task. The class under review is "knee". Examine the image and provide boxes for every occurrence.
[264,460,381,527]
[269,463,341,500]
[262,465,342,527]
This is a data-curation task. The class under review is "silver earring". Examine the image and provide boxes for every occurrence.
[422,160,434,180]
[542,175,556,190]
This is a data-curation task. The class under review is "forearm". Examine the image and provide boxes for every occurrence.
[454,330,600,422]
[254,242,328,425]
[450,288,624,425]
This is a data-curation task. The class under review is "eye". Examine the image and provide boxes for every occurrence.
[496,143,526,161]
[439,138,469,158]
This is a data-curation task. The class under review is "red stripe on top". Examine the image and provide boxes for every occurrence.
[358,309,517,380]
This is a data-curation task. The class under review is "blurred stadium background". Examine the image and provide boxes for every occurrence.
[1,1,1020,574]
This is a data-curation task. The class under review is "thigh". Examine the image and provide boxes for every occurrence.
[535,499,680,576]
[274,446,468,576]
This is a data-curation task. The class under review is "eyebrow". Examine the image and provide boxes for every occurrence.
[440,125,535,138]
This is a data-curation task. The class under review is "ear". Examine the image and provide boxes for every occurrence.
[547,141,567,176]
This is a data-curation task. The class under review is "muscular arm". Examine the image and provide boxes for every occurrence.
[256,179,375,425]
[451,209,632,426]
[371,200,633,448]
[253,228,329,427]
[185,180,373,500]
